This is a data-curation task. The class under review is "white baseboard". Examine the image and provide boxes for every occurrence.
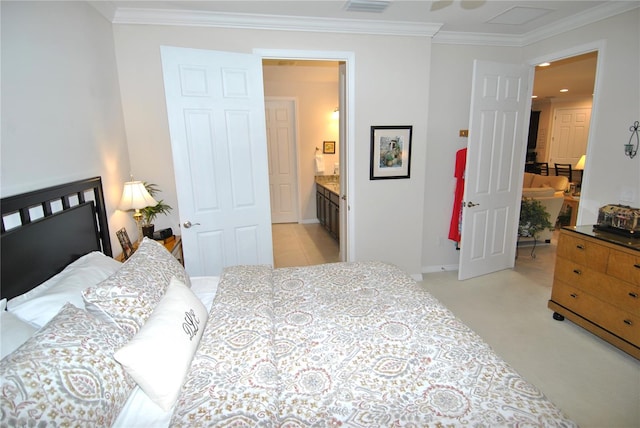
[422,264,459,274]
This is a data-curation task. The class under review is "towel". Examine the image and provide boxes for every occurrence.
[315,153,325,174]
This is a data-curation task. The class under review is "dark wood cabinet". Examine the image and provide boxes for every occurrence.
[316,183,339,242]
[316,188,326,226]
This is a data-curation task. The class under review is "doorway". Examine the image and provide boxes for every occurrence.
[518,50,598,255]
[253,49,355,261]
[531,51,596,181]
[262,59,341,267]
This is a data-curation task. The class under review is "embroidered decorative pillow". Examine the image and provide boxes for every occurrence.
[114,277,208,411]
[82,238,190,337]
[0,303,135,427]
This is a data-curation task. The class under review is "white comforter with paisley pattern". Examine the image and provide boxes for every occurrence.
[171,262,575,427]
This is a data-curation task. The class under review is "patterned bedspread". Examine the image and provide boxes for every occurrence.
[171,262,575,427]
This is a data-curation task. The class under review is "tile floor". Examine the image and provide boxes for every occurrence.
[272,222,339,268]
[272,225,640,427]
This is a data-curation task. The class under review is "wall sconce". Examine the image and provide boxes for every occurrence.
[118,179,157,243]
[332,107,339,120]
[625,120,639,159]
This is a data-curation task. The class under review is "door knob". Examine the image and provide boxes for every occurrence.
[183,221,200,229]
[465,201,479,207]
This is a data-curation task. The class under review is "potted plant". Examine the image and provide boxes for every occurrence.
[518,198,553,241]
[140,182,172,238]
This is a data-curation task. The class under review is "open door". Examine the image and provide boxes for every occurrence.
[161,46,273,276]
[458,60,533,280]
[338,62,347,261]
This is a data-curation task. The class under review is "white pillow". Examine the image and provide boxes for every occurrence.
[0,299,37,358]
[114,277,208,411]
[7,251,122,327]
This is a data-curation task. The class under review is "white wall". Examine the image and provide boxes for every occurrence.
[0,1,132,253]
[523,10,640,224]
[262,63,339,222]
[112,24,430,276]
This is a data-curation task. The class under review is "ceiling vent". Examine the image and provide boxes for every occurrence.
[344,0,392,13]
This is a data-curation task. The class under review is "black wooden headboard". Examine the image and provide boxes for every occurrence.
[1,177,112,300]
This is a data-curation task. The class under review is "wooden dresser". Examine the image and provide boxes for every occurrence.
[549,226,640,359]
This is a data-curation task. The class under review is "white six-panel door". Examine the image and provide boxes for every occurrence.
[459,60,532,280]
[265,99,298,223]
[549,107,591,166]
[161,46,273,276]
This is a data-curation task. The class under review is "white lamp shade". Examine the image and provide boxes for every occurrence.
[575,155,586,170]
[118,181,158,210]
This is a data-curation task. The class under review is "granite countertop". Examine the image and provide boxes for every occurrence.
[316,176,340,195]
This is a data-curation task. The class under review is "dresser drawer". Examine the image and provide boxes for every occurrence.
[551,281,640,345]
[607,249,640,286]
[556,231,609,272]
[555,258,640,314]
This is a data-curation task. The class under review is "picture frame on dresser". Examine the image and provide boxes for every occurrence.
[116,227,133,260]
[370,125,412,180]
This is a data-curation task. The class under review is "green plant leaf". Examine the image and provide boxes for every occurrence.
[519,198,553,239]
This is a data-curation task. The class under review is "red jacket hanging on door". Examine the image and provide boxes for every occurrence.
[448,148,467,244]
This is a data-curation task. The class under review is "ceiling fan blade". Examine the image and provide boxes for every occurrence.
[461,0,486,10]
[430,0,453,12]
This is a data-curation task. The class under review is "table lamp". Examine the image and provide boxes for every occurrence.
[119,180,157,243]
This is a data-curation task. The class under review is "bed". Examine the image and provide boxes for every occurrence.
[1,177,577,427]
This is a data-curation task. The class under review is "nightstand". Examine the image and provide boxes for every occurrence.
[116,235,183,266]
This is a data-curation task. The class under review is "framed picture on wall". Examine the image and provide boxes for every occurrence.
[116,227,134,260]
[323,141,336,154]
[370,125,413,180]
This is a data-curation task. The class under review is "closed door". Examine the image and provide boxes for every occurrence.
[549,107,591,166]
[160,46,273,276]
[265,99,298,223]
[459,60,533,280]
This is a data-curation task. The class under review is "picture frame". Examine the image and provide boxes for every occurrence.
[116,227,134,260]
[323,140,336,154]
[370,125,413,180]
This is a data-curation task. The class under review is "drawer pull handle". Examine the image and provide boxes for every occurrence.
[634,264,640,270]
[570,293,578,298]
[623,319,633,326]
[630,292,639,299]
[573,269,582,275]
[576,244,585,250]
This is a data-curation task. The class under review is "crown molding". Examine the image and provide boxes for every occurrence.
[112,8,443,37]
